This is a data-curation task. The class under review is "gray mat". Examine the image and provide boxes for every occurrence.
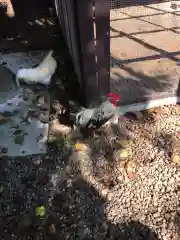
[0,51,50,157]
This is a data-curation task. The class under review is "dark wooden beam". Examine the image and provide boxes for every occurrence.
[75,0,99,107]
[94,0,110,98]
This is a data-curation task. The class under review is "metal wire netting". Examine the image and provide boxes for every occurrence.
[110,0,122,9]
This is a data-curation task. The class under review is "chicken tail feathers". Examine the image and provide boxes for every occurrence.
[45,50,54,60]
[16,75,20,87]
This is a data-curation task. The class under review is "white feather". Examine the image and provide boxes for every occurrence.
[16,50,57,87]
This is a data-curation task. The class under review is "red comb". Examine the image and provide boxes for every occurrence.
[107,92,120,100]
[107,92,120,106]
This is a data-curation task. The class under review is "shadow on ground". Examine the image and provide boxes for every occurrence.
[0,0,59,53]
[110,0,180,105]
[0,0,179,238]
[0,139,159,239]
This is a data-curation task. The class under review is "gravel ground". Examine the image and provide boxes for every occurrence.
[1,104,180,240]
[1,1,180,238]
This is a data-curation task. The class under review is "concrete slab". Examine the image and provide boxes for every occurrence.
[110,1,180,106]
[0,51,50,157]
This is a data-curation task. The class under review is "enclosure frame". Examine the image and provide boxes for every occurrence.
[55,0,110,107]
[55,0,180,111]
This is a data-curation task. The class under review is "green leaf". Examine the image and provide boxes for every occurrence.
[13,134,24,145]
[35,206,45,218]
[13,129,23,135]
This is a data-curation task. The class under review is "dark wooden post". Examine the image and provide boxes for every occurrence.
[75,0,99,107]
[56,0,110,107]
[94,0,110,98]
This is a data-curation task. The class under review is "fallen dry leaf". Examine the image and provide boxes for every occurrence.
[37,96,45,105]
[0,115,9,125]
[116,140,129,148]
[133,111,144,120]
[172,153,180,164]
[176,131,180,137]
[74,142,89,152]
[47,223,57,235]
[76,152,90,166]
[50,119,72,136]
[0,184,4,193]
[18,215,32,231]
[125,160,138,179]
[119,149,131,159]
[176,121,180,127]
[127,172,137,179]
[66,130,83,141]
[172,140,180,152]
[47,135,57,143]
[116,160,126,173]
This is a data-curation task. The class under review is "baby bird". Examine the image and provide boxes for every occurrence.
[16,50,57,87]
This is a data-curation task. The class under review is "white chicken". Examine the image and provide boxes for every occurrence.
[16,50,57,87]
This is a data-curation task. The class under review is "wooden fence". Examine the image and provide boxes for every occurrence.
[55,0,110,107]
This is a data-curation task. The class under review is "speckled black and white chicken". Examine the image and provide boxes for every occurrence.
[63,92,120,134]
